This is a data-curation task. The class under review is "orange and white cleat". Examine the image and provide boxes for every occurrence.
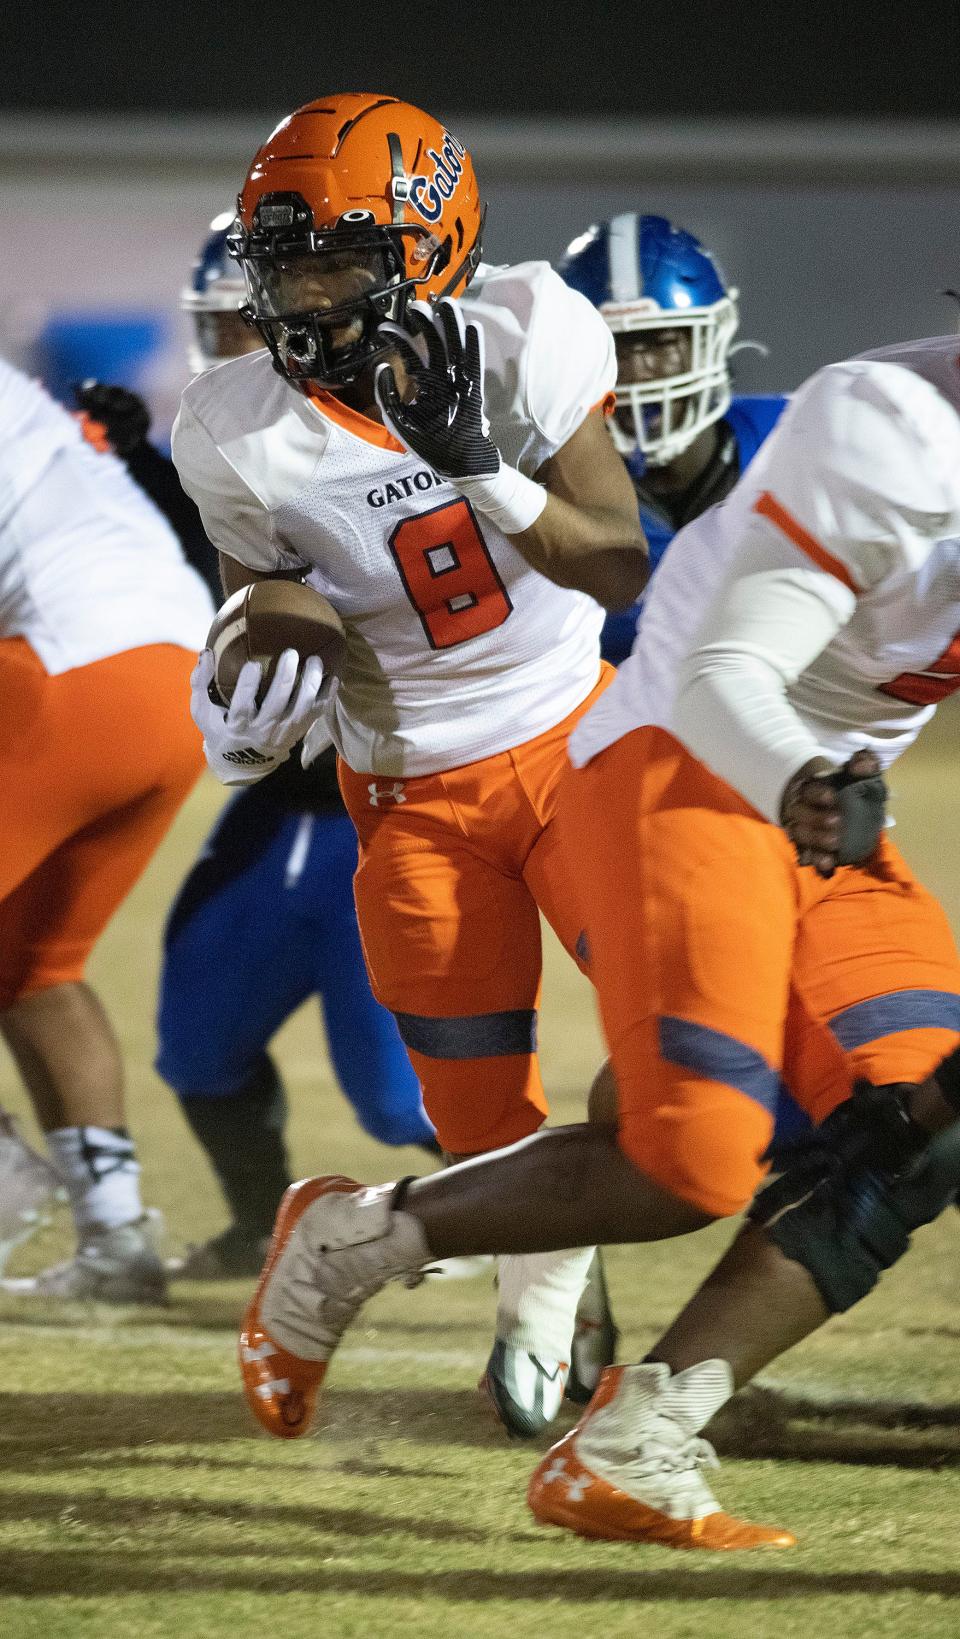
[527,1361,796,1551]
[239,1174,431,1439]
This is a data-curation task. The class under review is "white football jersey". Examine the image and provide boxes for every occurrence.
[0,359,214,673]
[172,261,615,778]
[571,338,960,821]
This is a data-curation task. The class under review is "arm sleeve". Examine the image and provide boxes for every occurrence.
[673,361,960,821]
[171,399,286,575]
[674,535,854,820]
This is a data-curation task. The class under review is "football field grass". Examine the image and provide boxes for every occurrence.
[0,708,958,1638]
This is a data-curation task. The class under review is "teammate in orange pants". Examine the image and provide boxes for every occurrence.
[236,333,960,1548]
[0,358,212,1301]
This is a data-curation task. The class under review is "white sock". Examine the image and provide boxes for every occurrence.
[496,1246,597,1359]
[45,1126,143,1232]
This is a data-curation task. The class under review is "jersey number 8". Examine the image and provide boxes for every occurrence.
[389,498,513,650]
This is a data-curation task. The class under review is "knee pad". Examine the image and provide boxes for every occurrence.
[751,1080,960,1313]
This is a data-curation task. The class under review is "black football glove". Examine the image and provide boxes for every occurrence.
[374,300,500,480]
[780,748,887,877]
[73,381,151,457]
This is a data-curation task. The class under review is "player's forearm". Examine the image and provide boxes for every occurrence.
[674,551,852,819]
[509,494,649,609]
[674,653,828,822]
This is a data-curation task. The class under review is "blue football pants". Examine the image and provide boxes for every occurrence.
[155,787,434,1148]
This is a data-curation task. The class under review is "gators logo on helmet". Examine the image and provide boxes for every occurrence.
[229,94,484,388]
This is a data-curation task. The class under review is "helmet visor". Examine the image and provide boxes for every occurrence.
[253,246,393,327]
[236,231,416,383]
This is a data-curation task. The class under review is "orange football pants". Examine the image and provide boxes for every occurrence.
[338,667,613,1154]
[559,726,960,1218]
[0,638,204,1006]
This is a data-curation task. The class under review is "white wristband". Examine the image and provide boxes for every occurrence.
[454,462,547,536]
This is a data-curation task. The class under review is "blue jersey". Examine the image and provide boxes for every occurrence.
[601,395,788,666]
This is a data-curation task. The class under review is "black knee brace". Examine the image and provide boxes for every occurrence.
[750,1080,960,1313]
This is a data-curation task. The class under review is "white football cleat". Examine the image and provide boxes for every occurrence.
[239,1176,432,1438]
[0,1211,167,1303]
[481,1246,596,1437]
[0,1114,65,1274]
[528,1360,797,1549]
[480,1340,570,1437]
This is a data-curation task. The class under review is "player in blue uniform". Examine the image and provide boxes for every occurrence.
[83,216,438,1280]
[557,213,786,666]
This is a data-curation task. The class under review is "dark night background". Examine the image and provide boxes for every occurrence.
[8,2,960,118]
[3,2,960,424]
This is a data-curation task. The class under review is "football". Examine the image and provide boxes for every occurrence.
[207,579,347,707]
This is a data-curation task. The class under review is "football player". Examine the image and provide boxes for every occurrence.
[561,213,786,665]
[235,331,960,1548]
[0,357,212,1301]
[80,216,441,1281]
[172,94,647,1435]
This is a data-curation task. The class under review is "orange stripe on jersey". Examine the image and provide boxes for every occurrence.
[753,490,861,594]
[308,390,408,454]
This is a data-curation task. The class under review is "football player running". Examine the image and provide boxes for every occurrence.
[172,95,646,1435]
[235,329,960,1548]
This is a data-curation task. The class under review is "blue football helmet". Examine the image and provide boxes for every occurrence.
[558,213,738,468]
[181,211,255,374]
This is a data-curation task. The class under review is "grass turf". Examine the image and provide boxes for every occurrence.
[1,703,959,1638]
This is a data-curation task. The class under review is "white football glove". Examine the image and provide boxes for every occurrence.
[190,647,328,786]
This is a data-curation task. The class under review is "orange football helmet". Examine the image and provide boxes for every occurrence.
[228,93,484,387]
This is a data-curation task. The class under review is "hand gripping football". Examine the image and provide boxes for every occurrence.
[207,580,347,707]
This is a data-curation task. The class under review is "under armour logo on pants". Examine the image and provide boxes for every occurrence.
[368,781,407,807]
